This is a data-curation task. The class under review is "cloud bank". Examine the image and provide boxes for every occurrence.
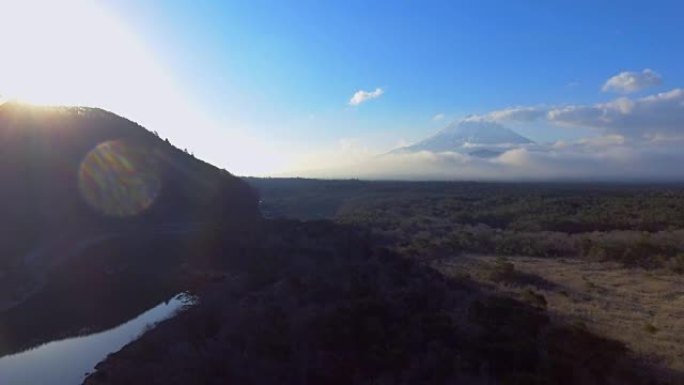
[602,69,662,94]
[296,74,684,182]
[349,88,384,106]
[300,137,684,182]
[473,88,684,140]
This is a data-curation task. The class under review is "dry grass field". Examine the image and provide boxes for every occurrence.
[434,255,684,372]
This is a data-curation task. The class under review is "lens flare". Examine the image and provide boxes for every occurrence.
[78,140,161,217]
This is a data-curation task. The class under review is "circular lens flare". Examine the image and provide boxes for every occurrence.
[78,140,161,217]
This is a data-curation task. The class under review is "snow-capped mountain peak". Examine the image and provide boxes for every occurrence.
[392,119,534,156]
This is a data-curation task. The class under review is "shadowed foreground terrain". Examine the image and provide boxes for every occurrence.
[85,221,681,385]
[243,178,684,380]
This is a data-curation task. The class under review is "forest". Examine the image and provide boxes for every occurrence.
[249,178,684,271]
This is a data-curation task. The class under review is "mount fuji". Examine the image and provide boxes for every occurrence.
[392,119,534,157]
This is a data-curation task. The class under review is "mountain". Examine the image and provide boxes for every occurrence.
[393,119,534,156]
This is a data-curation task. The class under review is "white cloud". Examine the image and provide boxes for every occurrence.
[480,106,548,123]
[348,88,384,106]
[548,88,684,139]
[463,88,684,140]
[602,69,662,94]
[432,113,446,121]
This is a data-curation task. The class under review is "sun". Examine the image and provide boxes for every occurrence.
[2,0,104,105]
[0,0,281,177]
[0,0,155,107]
[0,0,196,164]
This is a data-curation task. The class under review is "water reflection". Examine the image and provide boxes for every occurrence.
[0,293,191,385]
[78,140,161,217]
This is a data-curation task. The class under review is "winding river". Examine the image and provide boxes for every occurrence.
[0,293,191,385]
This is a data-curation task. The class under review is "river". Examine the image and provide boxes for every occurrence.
[0,293,191,385]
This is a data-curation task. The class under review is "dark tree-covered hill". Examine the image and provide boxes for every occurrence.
[0,102,259,269]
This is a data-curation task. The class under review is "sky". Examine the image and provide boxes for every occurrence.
[1,0,683,178]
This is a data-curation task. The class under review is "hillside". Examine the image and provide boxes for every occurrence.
[0,103,261,355]
[0,102,259,270]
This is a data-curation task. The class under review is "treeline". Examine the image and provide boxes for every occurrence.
[384,223,684,271]
[336,190,684,271]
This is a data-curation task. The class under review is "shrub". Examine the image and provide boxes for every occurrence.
[643,323,658,334]
[521,288,547,310]
[667,253,684,274]
[489,257,516,282]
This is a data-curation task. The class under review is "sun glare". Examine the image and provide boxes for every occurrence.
[0,0,293,177]
[0,0,193,135]
[1,0,139,105]
[79,140,162,217]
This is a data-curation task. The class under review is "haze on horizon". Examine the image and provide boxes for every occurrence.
[1,0,683,180]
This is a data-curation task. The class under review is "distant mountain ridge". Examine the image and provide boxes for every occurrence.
[393,119,534,157]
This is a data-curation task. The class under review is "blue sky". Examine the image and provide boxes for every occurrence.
[2,0,683,177]
[110,1,683,143]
